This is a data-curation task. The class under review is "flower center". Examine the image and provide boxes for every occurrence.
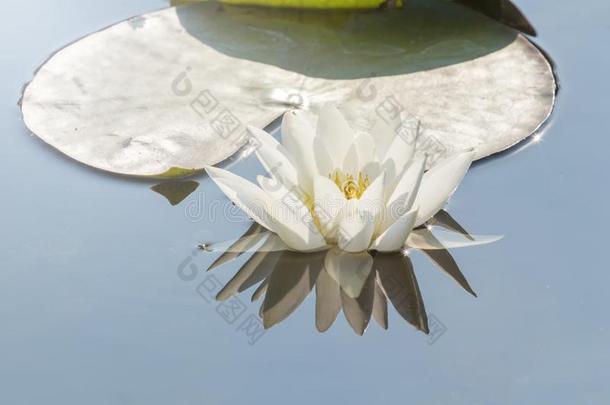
[329,170,370,200]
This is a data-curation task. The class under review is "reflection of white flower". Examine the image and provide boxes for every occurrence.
[206,105,475,253]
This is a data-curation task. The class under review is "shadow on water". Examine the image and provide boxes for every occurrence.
[173,0,518,80]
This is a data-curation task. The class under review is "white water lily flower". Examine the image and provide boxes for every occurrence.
[205,105,475,253]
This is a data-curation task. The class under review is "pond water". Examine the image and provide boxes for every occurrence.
[1,0,609,403]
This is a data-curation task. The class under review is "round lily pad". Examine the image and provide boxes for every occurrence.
[20,1,555,177]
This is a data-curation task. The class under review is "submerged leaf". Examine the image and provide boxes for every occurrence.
[151,180,199,205]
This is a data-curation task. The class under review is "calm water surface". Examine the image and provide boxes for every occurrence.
[1,0,609,403]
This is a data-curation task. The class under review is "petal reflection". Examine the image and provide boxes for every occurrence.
[208,211,493,335]
[216,250,281,301]
[376,253,429,334]
[251,279,269,302]
[262,251,324,329]
[315,268,342,332]
[372,277,389,330]
[341,269,375,336]
[324,248,373,298]
[207,231,291,253]
[429,210,474,241]
[206,223,267,271]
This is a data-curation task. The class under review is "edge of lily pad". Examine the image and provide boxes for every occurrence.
[17,11,557,178]
[152,167,205,179]
[473,36,557,164]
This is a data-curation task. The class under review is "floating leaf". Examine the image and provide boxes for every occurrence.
[21,1,555,177]
[173,0,536,36]
[173,0,391,8]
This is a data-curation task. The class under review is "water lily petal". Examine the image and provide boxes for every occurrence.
[342,143,359,175]
[390,156,427,209]
[281,109,315,153]
[258,176,328,252]
[337,201,376,253]
[370,114,400,160]
[381,123,420,183]
[313,175,347,238]
[371,208,418,252]
[205,165,275,232]
[379,156,426,233]
[281,110,324,192]
[357,172,386,228]
[247,125,299,188]
[313,136,336,178]
[354,132,378,176]
[317,104,354,165]
[406,227,503,250]
[414,149,475,226]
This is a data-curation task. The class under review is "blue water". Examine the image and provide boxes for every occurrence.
[1,0,609,403]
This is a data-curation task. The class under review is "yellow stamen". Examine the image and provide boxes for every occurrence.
[329,170,370,199]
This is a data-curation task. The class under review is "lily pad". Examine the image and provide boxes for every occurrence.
[173,0,537,35]
[21,0,555,177]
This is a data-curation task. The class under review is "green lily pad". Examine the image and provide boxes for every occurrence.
[21,0,555,177]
